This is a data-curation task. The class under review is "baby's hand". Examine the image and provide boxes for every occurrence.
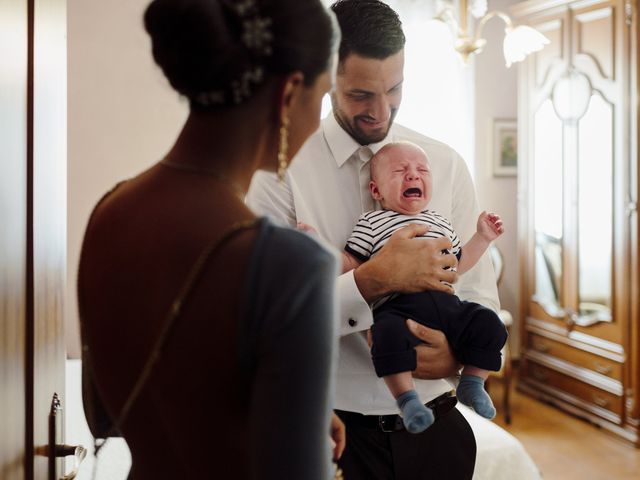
[297,221,318,235]
[477,211,504,241]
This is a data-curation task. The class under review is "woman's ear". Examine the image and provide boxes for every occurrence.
[277,71,304,123]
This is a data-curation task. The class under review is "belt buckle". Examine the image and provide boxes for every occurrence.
[378,414,402,433]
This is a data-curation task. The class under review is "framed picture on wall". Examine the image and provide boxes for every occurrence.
[492,119,517,177]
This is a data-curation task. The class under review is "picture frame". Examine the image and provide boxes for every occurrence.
[492,119,518,177]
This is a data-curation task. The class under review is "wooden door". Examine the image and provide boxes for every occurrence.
[0,1,29,479]
[32,0,67,478]
[1,0,67,478]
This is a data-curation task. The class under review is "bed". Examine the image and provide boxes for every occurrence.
[458,404,542,480]
[65,360,541,479]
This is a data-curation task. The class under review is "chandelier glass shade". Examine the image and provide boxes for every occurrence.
[435,0,549,67]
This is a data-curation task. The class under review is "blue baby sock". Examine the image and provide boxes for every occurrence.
[397,390,434,433]
[456,374,496,419]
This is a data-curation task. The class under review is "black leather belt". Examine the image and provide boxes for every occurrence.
[336,391,457,433]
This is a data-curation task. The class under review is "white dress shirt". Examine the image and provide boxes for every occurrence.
[246,113,500,414]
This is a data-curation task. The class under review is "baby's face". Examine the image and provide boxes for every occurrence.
[369,145,432,215]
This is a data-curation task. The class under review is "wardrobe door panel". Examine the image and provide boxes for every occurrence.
[534,19,564,86]
[532,99,564,317]
[576,93,614,334]
[574,5,615,80]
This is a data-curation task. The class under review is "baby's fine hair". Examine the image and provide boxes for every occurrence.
[370,141,429,180]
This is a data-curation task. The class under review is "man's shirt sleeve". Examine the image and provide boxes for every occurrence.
[247,169,375,336]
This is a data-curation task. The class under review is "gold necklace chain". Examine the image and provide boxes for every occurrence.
[159,159,245,199]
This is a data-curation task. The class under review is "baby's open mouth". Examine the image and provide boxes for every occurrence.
[403,187,422,198]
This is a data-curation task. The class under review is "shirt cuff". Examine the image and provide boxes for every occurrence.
[337,270,373,336]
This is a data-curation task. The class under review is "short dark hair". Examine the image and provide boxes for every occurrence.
[330,0,405,62]
[144,0,338,109]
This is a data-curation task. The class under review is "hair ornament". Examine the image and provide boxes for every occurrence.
[194,90,226,107]
[231,66,265,104]
[231,0,254,16]
[241,16,273,56]
[192,0,273,107]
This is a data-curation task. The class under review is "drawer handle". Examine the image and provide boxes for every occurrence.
[593,362,612,375]
[592,394,610,408]
[532,368,549,382]
[533,340,550,353]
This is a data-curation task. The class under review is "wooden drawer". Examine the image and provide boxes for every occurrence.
[523,360,624,419]
[527,332,623,381]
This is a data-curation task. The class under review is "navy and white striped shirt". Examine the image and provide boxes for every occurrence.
[345,209,462,263]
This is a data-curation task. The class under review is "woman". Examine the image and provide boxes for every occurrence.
[78,0,342,478]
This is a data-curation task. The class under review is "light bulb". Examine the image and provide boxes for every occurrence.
[469,0,488,19]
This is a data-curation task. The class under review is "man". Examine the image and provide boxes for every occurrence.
[247,1,500,478]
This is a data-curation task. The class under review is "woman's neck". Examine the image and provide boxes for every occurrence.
[163,106,274,195]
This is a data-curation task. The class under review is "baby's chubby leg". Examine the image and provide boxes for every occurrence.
[384,373,434,433]
[456,365,496,419]
[371,296,442,433]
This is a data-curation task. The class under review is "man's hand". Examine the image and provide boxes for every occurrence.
[354,224,458,303]
[366,321,460,379]
[407,320,461,379]
[330,412,346,460]
[297,221,318,235]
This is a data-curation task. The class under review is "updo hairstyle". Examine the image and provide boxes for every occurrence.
[144,0,337,109]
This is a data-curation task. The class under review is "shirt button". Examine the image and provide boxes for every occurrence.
[348,318,357,327]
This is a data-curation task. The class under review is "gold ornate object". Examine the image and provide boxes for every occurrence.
[333,463,344,480]
[277,116,290,182]
[434,0,549,67]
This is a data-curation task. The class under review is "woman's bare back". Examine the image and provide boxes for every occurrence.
[79,167,258,478]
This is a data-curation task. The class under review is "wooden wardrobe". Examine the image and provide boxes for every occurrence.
[513,0,639,445]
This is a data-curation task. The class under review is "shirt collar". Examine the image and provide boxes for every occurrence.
[322,112,394,168]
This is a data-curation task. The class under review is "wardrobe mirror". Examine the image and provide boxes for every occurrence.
[533,98,563,316]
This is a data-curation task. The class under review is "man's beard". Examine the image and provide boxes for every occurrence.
[332,105,399,146]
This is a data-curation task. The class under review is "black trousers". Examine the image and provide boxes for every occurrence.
[372,291,508,377]
[336,406,476,479]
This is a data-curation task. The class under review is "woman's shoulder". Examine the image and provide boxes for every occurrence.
[241,217,338,331]
[255,217,338,271]
[253,217,338,276]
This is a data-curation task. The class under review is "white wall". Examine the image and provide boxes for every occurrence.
[473,0,521,356]
[392,1,475,171]
[66,0,188,357]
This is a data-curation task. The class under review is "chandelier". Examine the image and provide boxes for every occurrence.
[434,0,550,67]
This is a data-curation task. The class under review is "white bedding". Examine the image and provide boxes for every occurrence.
[459,404,542,480]
[66,360,541,479]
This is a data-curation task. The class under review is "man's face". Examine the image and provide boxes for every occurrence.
[369,144,432,215]
[331,51,404,145]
